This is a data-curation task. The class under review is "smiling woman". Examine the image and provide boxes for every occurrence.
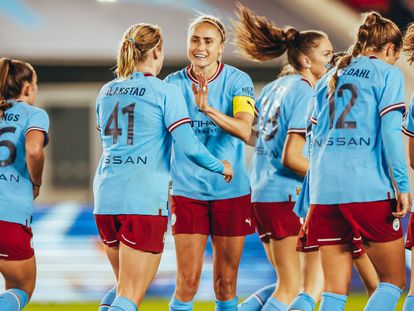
[165,13,256,311]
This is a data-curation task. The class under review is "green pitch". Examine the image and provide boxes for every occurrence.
[25,294,407,310]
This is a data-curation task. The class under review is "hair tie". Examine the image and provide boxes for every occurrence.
[128,38,136,44]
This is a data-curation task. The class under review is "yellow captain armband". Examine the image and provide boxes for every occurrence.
[232,96,255,117]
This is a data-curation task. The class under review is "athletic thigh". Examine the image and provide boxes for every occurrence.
[319,244,353,295]
[117,242,162,306]
[0,256,36,297]
[364,238,405,288]
[174,234,208,279]
[270,236,302,289]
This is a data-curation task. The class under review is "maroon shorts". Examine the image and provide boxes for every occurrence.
[307,199,402,258]
[0,220,34,260]
[170,194,254,236]
[253,202,301,243]
[296,225,319,253]
[406,213,414,250]
[95,214,168,253]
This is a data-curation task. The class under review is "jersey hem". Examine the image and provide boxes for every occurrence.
[171,189,250,201]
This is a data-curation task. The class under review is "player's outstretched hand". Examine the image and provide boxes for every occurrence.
[191,72,210,112]
[221,160,233,183]
[393,192,412,218]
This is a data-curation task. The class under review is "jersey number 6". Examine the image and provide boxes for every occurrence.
[0,127,17,167]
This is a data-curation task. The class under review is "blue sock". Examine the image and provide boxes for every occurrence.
[364,282,402,311]
[108,296,137,311]
[288,292,316,311]
[319,292,347,311]
[99,286,117,311]
[169,296,194,311]
[262,297,288,311]
[403,295,414,311]
[0,288,29,311]
[238,284,276,311]
[215,297,238,311]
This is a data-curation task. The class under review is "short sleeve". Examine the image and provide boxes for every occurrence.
[287,84,313,135]
[232,72,255,99]
[96,98,101,131]
[403,95,414,137]
[164,85,192,133]
[26,108,50,146]
[378,67,406,117]
[231,71,256,116]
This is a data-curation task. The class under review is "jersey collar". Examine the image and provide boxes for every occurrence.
[131,72,154,79]
[186,62,224,84]
[300,76,314,88]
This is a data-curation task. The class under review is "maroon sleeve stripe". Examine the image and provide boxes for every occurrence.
[25,127,46,135]
[403,126,414,138]
[310,117,318,125]
[25,127,49,146]
[379,102,406,117]
[96,125,101,131]
[168,117,192,133]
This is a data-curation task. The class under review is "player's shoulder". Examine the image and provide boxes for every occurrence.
[15,101,48,118]
[223,64,252,81]
[358,55,400,76]
[164,67,187,84]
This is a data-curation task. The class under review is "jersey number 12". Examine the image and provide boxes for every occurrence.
[329,83,358,129]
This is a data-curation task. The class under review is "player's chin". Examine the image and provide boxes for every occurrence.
[191,57,209,68]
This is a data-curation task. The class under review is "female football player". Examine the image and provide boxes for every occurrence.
[93,23,232,311]
[0,58,49,311]
[166,14,255,311]
[308,11,410,311]
[234,5,377,311]
[401,22,414,311]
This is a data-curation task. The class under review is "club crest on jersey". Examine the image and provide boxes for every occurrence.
[393,218,400,231]
[296,187,301,195]
[171,213,177,226]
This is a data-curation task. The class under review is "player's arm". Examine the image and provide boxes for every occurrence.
[245,113,258,147]
[281,133,308,176]
[192,72,254,143]
[409,137,414,170]
[26,130,45,199]
[381,109,411,216]
[170,123,232,182]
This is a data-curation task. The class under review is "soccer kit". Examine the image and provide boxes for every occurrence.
[165,62,255,236]
[93,72,224,252]
[250,74,312,242]
[308,56,409,256]
[403,95,414,250]
[0,100,49,260]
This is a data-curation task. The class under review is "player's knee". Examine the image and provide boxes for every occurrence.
[214,276,236,298]
[177,273,201,294]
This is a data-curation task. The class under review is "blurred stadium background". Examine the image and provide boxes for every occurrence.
[1,0,414,310]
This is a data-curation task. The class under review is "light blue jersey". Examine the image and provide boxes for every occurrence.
[0,100,49,226]
[165,63,255,200]
[310,56,407,204]
[250,75,312,203]
[93,72,223,216]
[403,95,414,137]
